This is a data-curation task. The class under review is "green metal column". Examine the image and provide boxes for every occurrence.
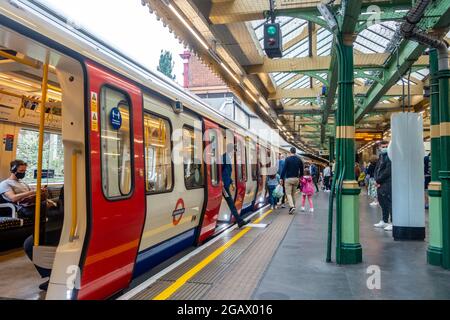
[427,49,442,266]
[439,67,450,269]
[329,136,335,163]
[335,33,362,265]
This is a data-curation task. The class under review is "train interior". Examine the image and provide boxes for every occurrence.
[0,26,86,300]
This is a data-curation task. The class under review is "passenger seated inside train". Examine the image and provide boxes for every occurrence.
[0,160,54,218]
[0,159,64,291]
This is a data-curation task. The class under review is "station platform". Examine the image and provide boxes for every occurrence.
[121,191,450,300]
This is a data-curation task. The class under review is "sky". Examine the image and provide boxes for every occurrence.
[39,0,185,83]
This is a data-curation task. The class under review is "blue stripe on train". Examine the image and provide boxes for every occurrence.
[133,228,196,278]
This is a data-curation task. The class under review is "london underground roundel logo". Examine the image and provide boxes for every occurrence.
[172,198,186,226]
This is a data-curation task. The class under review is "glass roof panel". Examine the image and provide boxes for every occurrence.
[412,69,429,80]
[355,21,399,54]
[317,29,333,56]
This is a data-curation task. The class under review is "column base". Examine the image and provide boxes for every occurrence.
[393,226,425,241]
[339,243,362,264]
[427,246,442,266]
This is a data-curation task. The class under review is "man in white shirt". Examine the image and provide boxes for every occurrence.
[323,165,332,192]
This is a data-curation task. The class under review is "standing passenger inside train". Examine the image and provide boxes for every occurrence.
[280,147,304,215]
[222,144,249,228]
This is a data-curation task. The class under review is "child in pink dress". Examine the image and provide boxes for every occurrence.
[300,168,315,213]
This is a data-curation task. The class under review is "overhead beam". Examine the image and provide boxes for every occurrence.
[246,54,429,74]
[270,84,424,100]
[209,0,411,24]
[355,0,450,122]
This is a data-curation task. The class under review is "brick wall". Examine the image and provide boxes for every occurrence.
[187,54,225,88]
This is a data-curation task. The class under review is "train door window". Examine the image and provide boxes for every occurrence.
[236,139,246,182]
[100,87,133,198]
[183,125,204,189]
[144,113,173,194]
[251,144,257,181]
[16,129,64,184]
[208,130,219,186]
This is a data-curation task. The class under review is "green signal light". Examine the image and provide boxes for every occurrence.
[267,26,277,36]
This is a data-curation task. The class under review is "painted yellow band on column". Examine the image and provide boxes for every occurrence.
[336,126,355,139]
[429,182,442,191]
[342,180,359,189]
[431,125,441,138]
[441,122,450,137]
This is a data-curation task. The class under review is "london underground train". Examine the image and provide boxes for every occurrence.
[0,1,329,300]
[0,1,308,300]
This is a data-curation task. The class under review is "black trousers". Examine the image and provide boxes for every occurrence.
[378,188,392,223]
[324,176,331,190]
[24,229,62,278]
[313,176,319,192]
[223,185,243,223]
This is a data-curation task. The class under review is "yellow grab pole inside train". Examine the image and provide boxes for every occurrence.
[0,49,41,69]
[34,57,49,247]
[70,150,81,241]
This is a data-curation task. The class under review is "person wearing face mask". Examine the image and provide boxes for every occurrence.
[373,141,393,231]
[0,160,48,217]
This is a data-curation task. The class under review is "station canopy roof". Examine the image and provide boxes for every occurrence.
[143,0,450,154]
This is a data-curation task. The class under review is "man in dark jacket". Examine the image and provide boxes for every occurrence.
[222,144,248,228]
[373,141,392,231]
[310,163,319,192]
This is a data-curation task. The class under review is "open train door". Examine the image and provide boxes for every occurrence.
[197,119,222,244]
[77,62,146,299]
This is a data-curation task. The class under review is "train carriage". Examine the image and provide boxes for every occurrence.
[0,2,326,300]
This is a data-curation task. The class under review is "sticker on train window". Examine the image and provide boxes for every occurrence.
[109,106,122,130]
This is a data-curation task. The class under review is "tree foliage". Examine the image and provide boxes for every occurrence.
[157,50,176,80]
[16,130,64,183]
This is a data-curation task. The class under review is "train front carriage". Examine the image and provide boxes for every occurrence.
[0,2,291,300]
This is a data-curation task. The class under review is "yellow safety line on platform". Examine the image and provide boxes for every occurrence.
[152,209,274,300]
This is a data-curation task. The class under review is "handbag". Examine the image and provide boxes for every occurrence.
[273,184,284,198]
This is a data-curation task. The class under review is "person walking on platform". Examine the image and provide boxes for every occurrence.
[280,147,304,215]
[277,154,286,208]
[323,164,332,192]
[300,168,315,213]
[374,141,393,231]
[266,167,281,210]
[222,144,249,228]
[310,163,319,193]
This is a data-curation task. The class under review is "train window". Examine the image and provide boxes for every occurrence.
[183,126,204,189]
[144,113,173,194]
[251,144,258,181]
[208,130,219,186]
[100,87,133,198]
[242,140,248,182]
[236,139,246,182]
[16,129,64,184]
